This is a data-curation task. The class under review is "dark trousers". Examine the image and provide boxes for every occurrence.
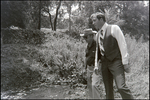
[101,56,134,99]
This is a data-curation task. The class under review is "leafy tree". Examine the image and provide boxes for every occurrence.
[81,1,149,40]
[54,0,61,31]
[25,1,42,29]
[1,1,42,30]
[41,15,51,28]
[41,0,61,31]
[62,0,78,32]
[38,0,42,30]
[120,1,149,39]
[41,1,53,29]
[65,1,72,32]
[1,1,27,28]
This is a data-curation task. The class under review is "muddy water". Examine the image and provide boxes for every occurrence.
[23,85,71,99]
[1,85,74,99]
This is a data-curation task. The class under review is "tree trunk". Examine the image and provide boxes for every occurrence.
[38,0,41,30]
[89,1,92,17]
[53,0,61,31]
[68,4,71,33]
[48,12,53,30]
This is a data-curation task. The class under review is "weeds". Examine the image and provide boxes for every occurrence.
[1,44,42,91]
[125,34,149,99]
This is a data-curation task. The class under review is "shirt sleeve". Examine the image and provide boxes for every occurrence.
[111,25,129,65]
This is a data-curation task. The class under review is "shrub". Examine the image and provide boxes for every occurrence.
[1,28,46,45]
[38,30,87,86]
[1,44,42,91]
[71,24,86,38]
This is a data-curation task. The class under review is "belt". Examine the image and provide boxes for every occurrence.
[87,64,94,66]
[101,55,105,59]
[101,55,109,62]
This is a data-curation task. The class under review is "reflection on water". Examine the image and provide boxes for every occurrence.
[1,90,27,99]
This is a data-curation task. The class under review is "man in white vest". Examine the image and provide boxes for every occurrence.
[90,12,134,99]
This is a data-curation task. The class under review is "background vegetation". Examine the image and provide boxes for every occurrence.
[1,1,149,40]
[1,0,149,99]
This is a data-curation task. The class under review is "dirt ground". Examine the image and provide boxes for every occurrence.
[1,84,87,99]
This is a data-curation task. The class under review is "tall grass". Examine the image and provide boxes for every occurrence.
[125,34,149,99]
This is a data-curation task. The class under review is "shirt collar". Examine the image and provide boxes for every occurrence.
[101,22,108,32]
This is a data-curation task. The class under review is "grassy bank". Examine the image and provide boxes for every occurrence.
[1,28,149,99]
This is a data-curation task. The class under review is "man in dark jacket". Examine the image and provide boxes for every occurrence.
[80,29,101,99]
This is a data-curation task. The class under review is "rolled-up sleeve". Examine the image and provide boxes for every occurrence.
[95,33,99,67]
[111,25,129,65]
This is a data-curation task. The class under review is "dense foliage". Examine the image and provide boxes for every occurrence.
[1,29,87,92]
[1,29,46,45]
[1,1,149,40]
[1,1,27,28]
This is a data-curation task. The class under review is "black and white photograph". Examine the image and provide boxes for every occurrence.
[1,0,149,99]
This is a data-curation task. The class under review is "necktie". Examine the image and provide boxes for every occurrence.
[99,30,105,56]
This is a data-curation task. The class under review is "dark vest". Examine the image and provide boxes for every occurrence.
[85,39,96,66]
[98,25,121,61]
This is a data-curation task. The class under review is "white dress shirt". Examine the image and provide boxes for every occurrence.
[96,22,129,65]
